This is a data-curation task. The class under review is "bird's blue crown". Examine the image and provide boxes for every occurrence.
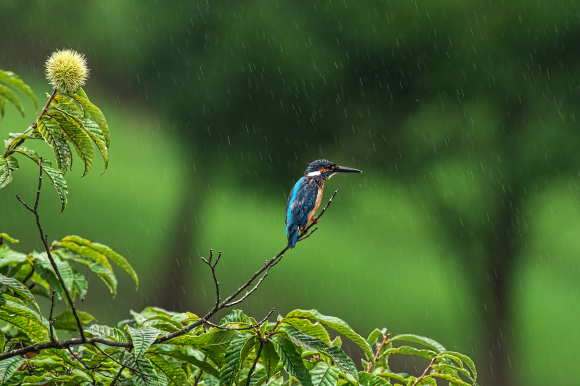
[304,159,338,179]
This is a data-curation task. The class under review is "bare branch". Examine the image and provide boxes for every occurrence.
[246,340,265,386]
[0,189,340,360]
[412,356,438,386]
[49,290,56,344]
[110,365,126,386]
[16,159,87,342]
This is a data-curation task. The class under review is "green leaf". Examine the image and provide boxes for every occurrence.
[37,116,72,173]
[52,94,82,116]
[125,353,159,386]
[147,347,220,379]
[271,334,313,386]
[33,252,74,295]
[0,295,49,342]
[0,70,37,108]
[0,274,41,314]
[382,346,437,361]
[12,147,68,212]
[387,335,446,353]
[0,155,18,189]
[70,266,88,301]
[127,325,160,358]
[285,310,374,362]
[53,248,117,295]
[366,329,384,347]
[284,319,330,345]
[431,364,473,383]
[310,362,339,386]
[0,333,5,352]
[281,326,357,377]
[46,113,94,176]
[376,371,409,385]
[67,89,110,148]
[0,233,18,243]
[58,235,139,289]
[0,245,27,268]
[0,356,24,383]
[82,118,109,172]
[52,309,95,332]
[442,351,477,382]
[219,310,255,326]
[85,324,127,342]
[260,341,280,379]
[147,353,189,386]
[204,374,219,386]
[0,97,5,118]
[219,332,253,386]
[0,84,24,116]
[429,373,471,386]
[358,372,391,386]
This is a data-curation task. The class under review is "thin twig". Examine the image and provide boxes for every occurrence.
[0,189,340,360]
[204,308,274,331]
[92,344,148,377]
[110,365,126,386]
[411,356,438,386]
[49,290,56,344]
[366,333,390,372]
[246,341,265,386]
[16,158,86,342]
[192,356,207,386]
[4,88,57,158]
[302,189,338,235]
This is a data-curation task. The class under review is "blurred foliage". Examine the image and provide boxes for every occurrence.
[1,0,580,385]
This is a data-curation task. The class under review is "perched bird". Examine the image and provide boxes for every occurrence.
[285,159,362,248]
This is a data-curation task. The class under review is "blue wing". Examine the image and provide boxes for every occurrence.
[286,177,319,248]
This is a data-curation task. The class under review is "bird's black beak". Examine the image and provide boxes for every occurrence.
[336,165,362,173]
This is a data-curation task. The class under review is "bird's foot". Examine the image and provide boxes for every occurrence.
[311,217,319,224]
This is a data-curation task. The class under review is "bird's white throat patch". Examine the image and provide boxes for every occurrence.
[307,171,321,177]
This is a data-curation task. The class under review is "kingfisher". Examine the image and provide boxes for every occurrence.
[285,159,362,249]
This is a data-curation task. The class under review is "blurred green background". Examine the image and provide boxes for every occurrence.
[1,0,580,385]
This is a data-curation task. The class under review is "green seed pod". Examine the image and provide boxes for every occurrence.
[45,49,89,94]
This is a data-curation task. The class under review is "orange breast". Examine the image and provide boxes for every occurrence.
[307,183,324,224]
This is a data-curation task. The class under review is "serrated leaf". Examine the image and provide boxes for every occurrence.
[366,329,384,347]
[82,118,109,172]
[219,332,253,386]
[284,319,330,345]
[53,248,117,295]
[376,371,409,384]
[58,235,138,289]
[127,325,160,358]
[125,353,159,386]
[37,116,72,173]
[52,94,82,116]
[442,351,477,382]
[85,324,127,342]
[0,274,41,314]
[0,84,24,116]
[285,310,374,362]
[311,362,339,386]
[431,364,473,383]
[0,245,27,268]
[260,341,280,379]
[0,70,37,108]
[0,295,49,342]
[46,113,93,176]
[147,353,189,386]
[204,374,219,386]
[271,334,313,386]
[70,266,88,301]
[67,89,110,147]
[52,309,95,332]
[429,373,471,386]
[32,251,74,295]
[147,347,220,379]
[387,335,446,353]
[219,310,255,326]
[0,356,24,383]
[382,346,437,361]
[0,155,18,190]
[281,326,357,377]
[358,373,391,386]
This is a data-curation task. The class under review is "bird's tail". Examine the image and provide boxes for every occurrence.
[287,226,299,249]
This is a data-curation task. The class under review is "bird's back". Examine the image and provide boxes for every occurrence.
[286,177,321,248]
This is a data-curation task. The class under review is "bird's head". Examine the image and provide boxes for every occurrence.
[304,159,362,179]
